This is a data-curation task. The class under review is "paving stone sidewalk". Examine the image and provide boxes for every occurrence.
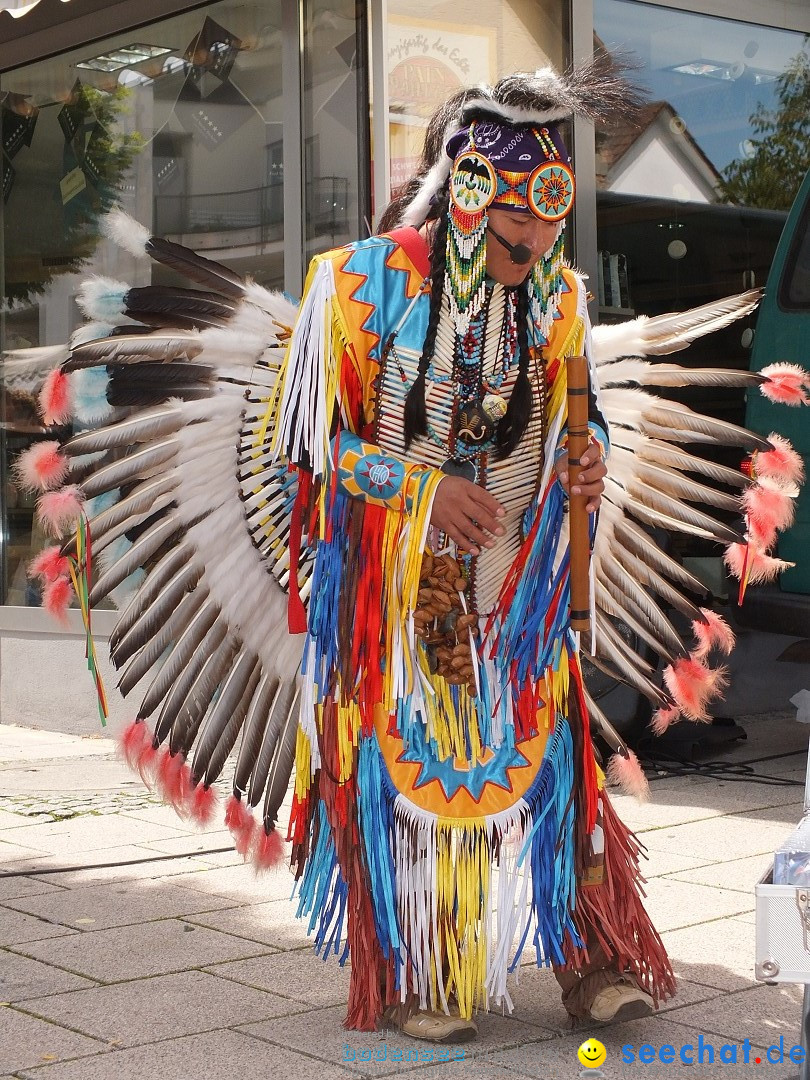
[1,711,809,1079]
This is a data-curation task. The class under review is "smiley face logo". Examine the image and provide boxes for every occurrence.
[577,1039,607,1068]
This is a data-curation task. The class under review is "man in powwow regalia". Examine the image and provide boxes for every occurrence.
[274,57,673,1039]
[19,52,808,1050]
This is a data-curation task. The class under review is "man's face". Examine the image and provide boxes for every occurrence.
[485,207,561,287]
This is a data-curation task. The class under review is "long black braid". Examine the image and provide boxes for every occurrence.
[403,187,450,449]
[495,279,533,457]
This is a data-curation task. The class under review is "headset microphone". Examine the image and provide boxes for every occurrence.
[488,226,534,266]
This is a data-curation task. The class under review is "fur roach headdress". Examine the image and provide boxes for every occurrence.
[380,51,643,233]
[394,52,643,455]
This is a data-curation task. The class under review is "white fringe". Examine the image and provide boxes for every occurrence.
[273,259,338,477]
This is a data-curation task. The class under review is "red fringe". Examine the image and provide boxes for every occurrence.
[567,792,675,1005]
[224,795,257,857]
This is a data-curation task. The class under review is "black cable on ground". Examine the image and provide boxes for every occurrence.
[640,747,806,787]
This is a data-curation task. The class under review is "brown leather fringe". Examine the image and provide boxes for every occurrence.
[567,789,676,1005]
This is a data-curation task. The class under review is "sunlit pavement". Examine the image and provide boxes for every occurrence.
[0,709,807,1079]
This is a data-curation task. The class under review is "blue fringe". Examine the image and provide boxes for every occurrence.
[358,735,400,980]
[296,800,349,962]
[303,490,350,701]
[510,718,581,970]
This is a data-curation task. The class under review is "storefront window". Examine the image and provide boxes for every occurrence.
[304,0,369,261]
[386,1,568,195]
[0,0,368,607]
[593,1,809,318]
[593,0,809,575]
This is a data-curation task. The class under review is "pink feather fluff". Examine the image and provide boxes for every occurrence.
[37,486,84,536]
[759,363,810,406]
[155,749,193,813]
[253,828,285,871]
[119,720,152,770]
[742,483,796,534]
[746,514,778,552]
[43,575,73,622]
[189,783,219,828]
[14,441,68,491]
[724,543,794,585]
[606,750,650,802]
[691,608,736,661]
[39,369,72,426]
[663,655,727,722]
[28,545,69,582]
[650,704,681,736]
[137,742,159,786]
[755,434,805,486]
[225,795,257,857]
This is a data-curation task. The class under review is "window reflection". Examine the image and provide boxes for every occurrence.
[0,0,366,606]
[593,0,809,575]
[385,2,567,203]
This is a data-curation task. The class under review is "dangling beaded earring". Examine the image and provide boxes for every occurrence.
[445,126,497,337]
[528,225,566,345]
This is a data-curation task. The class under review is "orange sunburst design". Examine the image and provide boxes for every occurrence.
[373,705,550,819]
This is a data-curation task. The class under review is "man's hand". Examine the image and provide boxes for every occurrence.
[430,475,506,556]
[555,440,607,513]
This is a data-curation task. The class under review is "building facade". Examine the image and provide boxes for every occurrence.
[1,0,808,726]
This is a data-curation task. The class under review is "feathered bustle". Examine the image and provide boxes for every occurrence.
[742,482,796,536]
[101,207,151,257]
[77,276,131,322]
[225,795,257,857]
[650,704,682,736]
[119,719,152,770]
[14,442,68,492]
[760,363,810,406]
[39,369,72,426]
[724,543,794,585]
[606,750,650,801]
[28,546,69,582]
[663,656,727,722]
[70,321,115,348]
[755,434,805,486]
[253,827,285,871]
[190,782,219,828]
[43,575,73,622]
[37,486,84,536]
[691,608,735,660]
[155,748,193,814]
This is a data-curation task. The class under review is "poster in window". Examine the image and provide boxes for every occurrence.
[387,16,496,192]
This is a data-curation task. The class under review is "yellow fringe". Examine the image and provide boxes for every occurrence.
[436,821,490,1018]
[294,726,312,801]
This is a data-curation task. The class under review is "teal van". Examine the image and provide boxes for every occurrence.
[746,168,810,598]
